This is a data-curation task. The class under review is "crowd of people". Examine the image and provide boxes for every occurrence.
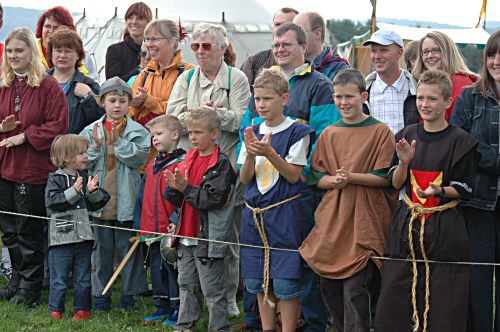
[0,2,499,332]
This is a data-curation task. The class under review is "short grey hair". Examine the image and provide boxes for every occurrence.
[275,23,307,46]
[145,19,180,50]
[192,22,228,48]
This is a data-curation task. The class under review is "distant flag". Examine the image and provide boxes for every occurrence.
[475,0,487,28]
[370,0,377,34]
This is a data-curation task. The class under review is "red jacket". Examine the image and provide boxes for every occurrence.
[0,75,69,184]
[446,73,477,121]
[136,150,185,239]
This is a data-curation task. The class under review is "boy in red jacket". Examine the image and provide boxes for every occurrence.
[134,114,185,325]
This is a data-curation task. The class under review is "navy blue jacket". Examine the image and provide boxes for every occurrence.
[450,85,500,210]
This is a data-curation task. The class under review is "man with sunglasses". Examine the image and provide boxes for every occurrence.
[293,12,349,81]
[240,7,298,92]
[239,22,338,332]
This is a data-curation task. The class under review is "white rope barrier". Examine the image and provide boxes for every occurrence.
[1,209,498,267]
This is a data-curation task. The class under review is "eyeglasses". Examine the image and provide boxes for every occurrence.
[190,43,217,51]
[144,37,168,43]
[421,48,441,57]
[272,42,299,50]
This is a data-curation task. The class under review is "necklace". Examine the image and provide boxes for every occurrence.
[12,78,28,113]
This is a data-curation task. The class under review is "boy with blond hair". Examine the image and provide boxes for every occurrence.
[134,114,186,325]
[164,109,236,332]
[300,68,397,331]
[239,68,314,332]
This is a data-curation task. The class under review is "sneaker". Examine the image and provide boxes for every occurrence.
[9,288,41,308]
[72,310,91,321]
[162,309,179,325]
[116,295,135,309]
[227,300,240,317]
[93,296,111,312]
[0,284,17,301]
[143,307,168,323]
[50,311,63,320]
[0,262,12,280]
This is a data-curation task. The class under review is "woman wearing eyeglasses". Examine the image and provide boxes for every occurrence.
[128,19,194,129]
[412,31,477,120]
[46,27,105,134]
[105,2,152,82]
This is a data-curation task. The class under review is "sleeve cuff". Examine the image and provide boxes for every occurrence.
[87,189,104,203]
[64,186,81,205]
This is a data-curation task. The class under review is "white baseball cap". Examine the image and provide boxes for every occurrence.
[363,29,404,48]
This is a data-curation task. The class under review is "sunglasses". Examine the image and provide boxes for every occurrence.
[190,43,217,51]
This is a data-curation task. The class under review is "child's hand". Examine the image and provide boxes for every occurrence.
[243,127,258,157]
[109,121,121,144]
[396,138,416,165]
[167,223,176,234]
[200,100,214,111]
[416,183,442,198]
[164,168,189,192]
[91,122,102,148]
[324,173,348,190]
[74,176,83,194]
[87,175,99,193]
[336,167,350,184]
[249,133,274,157]
[131,87,147,108]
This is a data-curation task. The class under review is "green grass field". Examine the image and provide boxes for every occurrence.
[0,277,246,332]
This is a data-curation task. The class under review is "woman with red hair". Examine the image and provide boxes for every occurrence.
[105,2,152,82]
[35,6,94,77]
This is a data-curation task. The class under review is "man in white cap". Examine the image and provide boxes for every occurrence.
[363,29,418,134]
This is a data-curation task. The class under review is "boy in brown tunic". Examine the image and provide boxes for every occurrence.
[300,69,397,332]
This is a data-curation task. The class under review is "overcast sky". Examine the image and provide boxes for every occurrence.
[1,0,499,28]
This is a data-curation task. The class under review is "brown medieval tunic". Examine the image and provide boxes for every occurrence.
[375,124,478,332]
[300,116,397,279]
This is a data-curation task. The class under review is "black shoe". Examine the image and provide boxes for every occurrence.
[0,284,17,301]
[9,288,41,308]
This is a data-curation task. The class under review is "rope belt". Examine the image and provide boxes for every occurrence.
[403,194,459,332]
[244,194,300,308]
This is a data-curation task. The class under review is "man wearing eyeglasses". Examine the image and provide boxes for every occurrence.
[239,22,338,332]
[293,12,349,81]
[363,29,418,134]
[240,7,298,92]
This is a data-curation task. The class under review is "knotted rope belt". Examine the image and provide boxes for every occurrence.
[403,194,459,332]
[244,194,300,307]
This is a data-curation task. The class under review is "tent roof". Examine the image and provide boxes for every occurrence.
[377,22,490,47]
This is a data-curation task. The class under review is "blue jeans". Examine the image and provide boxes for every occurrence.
[148,242,179,311]
[48,241,93,312]
[300,185,329,332]
[246,278,300,300]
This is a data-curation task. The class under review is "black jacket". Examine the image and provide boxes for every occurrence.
[164,147,237,258]
[47,69,105,134]
[105,35,142,81]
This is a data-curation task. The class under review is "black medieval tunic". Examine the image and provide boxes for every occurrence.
[375,124,478,332]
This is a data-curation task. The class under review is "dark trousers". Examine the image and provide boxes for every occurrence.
[463,202,500,332]
[320,262,375,332]
[48,241,93,312]
[299,185,329,332]
[0,178,45,291]
[148,242,179,311]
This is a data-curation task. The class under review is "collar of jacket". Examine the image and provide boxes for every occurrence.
[145,49,186,75]
[271,61,313,78]
[183,145,220,172]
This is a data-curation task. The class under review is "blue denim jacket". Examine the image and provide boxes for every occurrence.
[450,86,500,211]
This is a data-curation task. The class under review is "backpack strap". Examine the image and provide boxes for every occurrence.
[141,71,150,88]
[186,68,196,88]
[226,66,232,98]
